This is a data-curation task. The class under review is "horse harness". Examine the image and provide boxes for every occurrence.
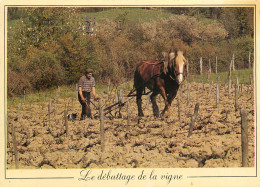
[143,60,177,81]
[128,60,184,97]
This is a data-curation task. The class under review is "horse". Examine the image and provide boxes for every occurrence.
[134,49,187,117]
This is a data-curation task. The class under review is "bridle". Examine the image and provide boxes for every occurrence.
[168,61,186,82]
[174,72,184,77]
[169,72,185,82]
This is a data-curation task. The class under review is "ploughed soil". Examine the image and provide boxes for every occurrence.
[6,82,255,169]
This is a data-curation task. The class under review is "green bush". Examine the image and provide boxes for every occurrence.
[25,47,64,90]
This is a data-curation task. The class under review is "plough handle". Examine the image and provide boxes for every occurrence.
[127,87,136,97]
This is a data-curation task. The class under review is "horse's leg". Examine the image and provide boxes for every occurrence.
[134,70,145,117]
[163,87,179,116]
[136,88,144,117]
[159,87,170,116]
[150,92,159,117]
[167,88,178,106]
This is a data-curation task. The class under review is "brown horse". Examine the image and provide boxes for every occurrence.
[134,49,187,117]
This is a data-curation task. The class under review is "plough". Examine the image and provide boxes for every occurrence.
[92,87,152,119]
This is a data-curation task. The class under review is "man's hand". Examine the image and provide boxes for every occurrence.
[94,96,100,101]
[81,97,86,103]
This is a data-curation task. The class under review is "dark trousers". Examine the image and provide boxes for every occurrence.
[78,91,91,118]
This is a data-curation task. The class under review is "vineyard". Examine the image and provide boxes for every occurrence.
[5,6,255,170]
[6,75,255,169]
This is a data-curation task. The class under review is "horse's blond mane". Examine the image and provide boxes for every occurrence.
[162,49,186,74]
[177,51,183,55]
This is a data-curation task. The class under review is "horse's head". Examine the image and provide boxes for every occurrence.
[162,49,187,85]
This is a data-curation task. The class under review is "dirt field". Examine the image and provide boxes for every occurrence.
[6,82,255,169]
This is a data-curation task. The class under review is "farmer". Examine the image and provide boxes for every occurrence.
[78,68,99,120]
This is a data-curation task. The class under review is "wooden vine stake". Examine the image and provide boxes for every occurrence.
[64,104,68,137]
[200,57,203,75]
[58,86,61,97]
[99,99,105,152]
[216,83,219,108]
[180,84,183,98]
[54,98,57,117]
[208,81,212,98]
[75,84,78,98]
[188,103,200,137]
[114,90,118,103]
[235,85,238,111]
[186,59,189,79]
[215,56,218,74]
[11,124,19,169]
[248,74,252,93]
[49,98,52,109]
[127,100,130,129]
[23,90,26,102]
[123,78,126,89]
[241,109,248,167]
[108,79,111,94]
[228,78,231,98]
[236,77,239,93]
[18,102,21,121]
[228,59,232,97]
[248,52,251,69]
[217,76,220,83]
[187,84,190,106]
[207,59,211,81]
[120,89,124,103]
[208,59,212,75]
[48,100,51,126]
[232,54,235,71]
[177,94,181,120]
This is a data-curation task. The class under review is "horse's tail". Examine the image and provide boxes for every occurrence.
[133,69,139,88]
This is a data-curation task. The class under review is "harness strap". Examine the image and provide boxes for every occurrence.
[169,75,175,81]
[151,63,156,78]
[143,61,163,65]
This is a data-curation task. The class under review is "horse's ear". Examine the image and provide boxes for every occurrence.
[162,52,168,60]
[169,52,175,62]
[168,51,175,69]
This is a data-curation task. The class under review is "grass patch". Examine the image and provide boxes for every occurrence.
[79,8,173,24]
[7,85,78,107]
[187,68,253,84]
[7,80,134,107]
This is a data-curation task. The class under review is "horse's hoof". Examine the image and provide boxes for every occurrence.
[161,110,165,115]
[153,114,159,118]
[162,112,171,118]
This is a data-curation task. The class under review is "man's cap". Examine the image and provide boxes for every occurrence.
[85,68,93,74]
